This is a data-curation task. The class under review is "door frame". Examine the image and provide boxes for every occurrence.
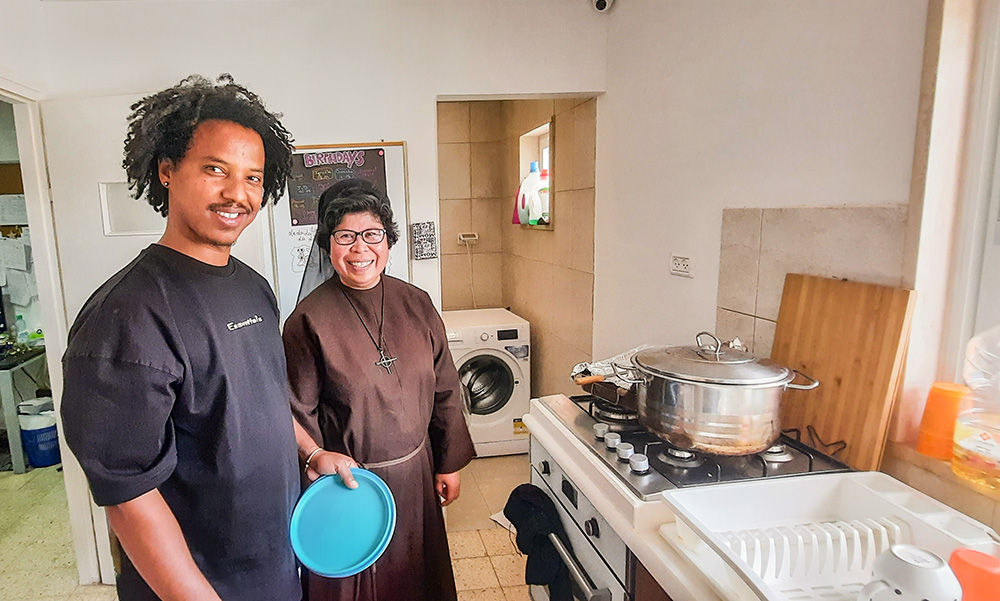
[0,73,113,585]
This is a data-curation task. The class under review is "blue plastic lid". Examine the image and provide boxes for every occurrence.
[290,468,396,578]
[529,161,539,172]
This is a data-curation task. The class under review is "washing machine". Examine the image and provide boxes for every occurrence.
[442,308,530,457]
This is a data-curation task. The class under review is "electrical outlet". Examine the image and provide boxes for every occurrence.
[670,254,692,277]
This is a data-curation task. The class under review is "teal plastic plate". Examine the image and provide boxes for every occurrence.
[290,468,396,578]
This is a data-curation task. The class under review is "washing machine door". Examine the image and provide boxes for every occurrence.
[457,348,521,416]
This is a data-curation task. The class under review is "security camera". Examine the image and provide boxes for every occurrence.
[593,0,614,12]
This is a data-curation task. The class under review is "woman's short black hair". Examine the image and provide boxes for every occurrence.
[316,179,400,251]
[122,73,294,216]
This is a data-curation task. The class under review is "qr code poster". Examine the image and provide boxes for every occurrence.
[411,221,438,260]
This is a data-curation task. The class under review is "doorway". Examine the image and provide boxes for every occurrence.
[0,78,114,596]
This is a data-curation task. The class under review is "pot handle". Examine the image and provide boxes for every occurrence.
[696,331,724,356]
[610,361,646,385]
[786,369,820,390]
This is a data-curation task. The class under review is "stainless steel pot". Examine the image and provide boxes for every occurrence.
[613,332,818,455]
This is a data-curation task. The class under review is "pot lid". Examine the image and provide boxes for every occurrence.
[632,331,791,386]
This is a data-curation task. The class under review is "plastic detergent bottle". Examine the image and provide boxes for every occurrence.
[952,324,1000,489]
[14,315,27,344]
[531,169,550,226]
[514,162,541,225]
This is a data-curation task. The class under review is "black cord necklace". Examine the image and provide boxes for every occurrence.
[341,280,397,374]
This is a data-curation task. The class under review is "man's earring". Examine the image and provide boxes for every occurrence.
[163,181,169,187]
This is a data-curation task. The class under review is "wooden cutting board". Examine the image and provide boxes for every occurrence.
[771,274,916,471]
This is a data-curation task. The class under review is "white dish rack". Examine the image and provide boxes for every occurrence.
[658,471,1000,601]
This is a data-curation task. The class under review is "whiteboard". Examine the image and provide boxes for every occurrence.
[269,142,410,325]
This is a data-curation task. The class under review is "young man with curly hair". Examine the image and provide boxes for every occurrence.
[60,75,318,601]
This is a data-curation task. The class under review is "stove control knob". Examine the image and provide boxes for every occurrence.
[604,432,621,449]
[538,460,550,475]
[617,442,634,461]
[584,518,600,538]
[593,423,609,440]
[629,453,650,474]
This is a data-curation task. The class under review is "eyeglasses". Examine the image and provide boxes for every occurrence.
[332,228,387,246]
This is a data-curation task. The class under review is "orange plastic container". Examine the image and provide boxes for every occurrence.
[949,548,1000,600]
[917,382,971,460]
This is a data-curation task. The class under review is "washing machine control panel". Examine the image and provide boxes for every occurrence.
[480,332,490,341]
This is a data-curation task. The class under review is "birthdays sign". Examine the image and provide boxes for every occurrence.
[287,147,388,226]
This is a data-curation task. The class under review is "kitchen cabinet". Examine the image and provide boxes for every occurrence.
[633,560,673,601]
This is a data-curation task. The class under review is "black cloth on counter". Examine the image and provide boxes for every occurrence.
[503,484,574,601]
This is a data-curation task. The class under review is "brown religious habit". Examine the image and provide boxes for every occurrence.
[284,275,476,601]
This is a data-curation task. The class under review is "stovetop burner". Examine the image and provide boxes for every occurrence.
[554,394,851,500]
[657,446,704,469]
[762,443,794,463]
[574,395,643,432]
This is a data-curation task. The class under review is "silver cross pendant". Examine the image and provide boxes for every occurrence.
[375,348,398,374]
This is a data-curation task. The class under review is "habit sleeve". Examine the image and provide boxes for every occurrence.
[282,312,325,447]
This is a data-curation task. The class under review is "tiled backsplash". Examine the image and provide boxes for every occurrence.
[715,205,908,356]
[437,98,597,398]
[438,101,505,309]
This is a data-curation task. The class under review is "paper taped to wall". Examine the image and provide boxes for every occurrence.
[0,238,27,271]
[5,270,31,305]
[0,195,28,225]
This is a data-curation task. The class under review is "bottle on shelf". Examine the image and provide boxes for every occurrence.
[952,324,1000,489]
[14,315,28,345]
[530,169,550,226]
[514,162,541,226]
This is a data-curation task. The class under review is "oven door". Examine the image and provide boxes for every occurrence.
[530,467,629,601]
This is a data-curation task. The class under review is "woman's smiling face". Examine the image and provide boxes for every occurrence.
[328,211,389,290]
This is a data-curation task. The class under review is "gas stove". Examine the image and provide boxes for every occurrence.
[548,394,850,501]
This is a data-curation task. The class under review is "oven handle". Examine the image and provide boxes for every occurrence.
[547,532,612,601]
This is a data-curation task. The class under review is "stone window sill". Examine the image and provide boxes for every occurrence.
[884,441,1000,503]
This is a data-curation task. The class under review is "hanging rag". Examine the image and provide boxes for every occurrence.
[503,484,573,601]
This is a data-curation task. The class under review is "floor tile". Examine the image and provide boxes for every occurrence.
[467,454,530,515]
[490,554,527,588]
[449,529,487,559]
[0,566,79,598]
[0,466,78,598]
[452,557,501,591]
[480,527,518,556]
[67,585,118,600]
[468,455,529,483]
[477,474,529,515]
[503,586,532,601]
[0,540,75,571]
[457,588,506,601]
[446,473,496,532]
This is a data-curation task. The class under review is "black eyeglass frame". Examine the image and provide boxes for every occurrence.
[331,228,387,245]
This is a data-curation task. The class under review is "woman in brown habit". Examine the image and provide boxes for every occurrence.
[284,178,475,601]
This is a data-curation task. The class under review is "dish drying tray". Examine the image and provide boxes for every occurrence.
[658,471,1000,601]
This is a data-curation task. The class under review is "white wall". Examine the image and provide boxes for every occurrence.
[29,0,606,319]
[0,0,45,92]
[593,0,928,357]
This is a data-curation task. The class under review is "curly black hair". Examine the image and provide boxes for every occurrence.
[316,179,400,251]
[122,74,294,216]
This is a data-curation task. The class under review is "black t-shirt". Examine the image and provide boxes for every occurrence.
[61,244,301,601]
